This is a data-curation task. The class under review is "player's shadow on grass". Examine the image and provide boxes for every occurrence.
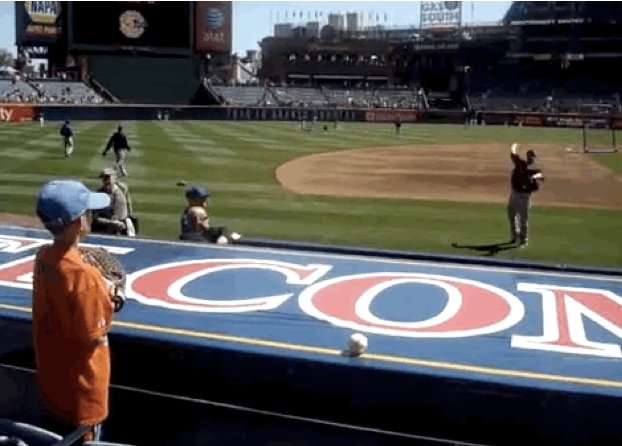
[451,240,519,256]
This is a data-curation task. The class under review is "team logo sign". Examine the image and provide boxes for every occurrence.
[299,272,524,338]
[127,258,331,313]
[203,8,224,29]
[2,234,622,359]
[119,10,147,39]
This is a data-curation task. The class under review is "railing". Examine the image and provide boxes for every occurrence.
[87,77,120,104]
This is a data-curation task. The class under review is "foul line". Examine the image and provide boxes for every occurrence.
[3,302,622,391]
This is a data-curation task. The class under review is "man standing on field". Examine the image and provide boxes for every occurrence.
[507,143,544,247]
[102,126,131,177]
[60,120,73,158]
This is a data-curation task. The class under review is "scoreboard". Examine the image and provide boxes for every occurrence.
[69,2,191,53]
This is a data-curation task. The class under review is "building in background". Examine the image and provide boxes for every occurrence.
[274,23,293,38]
[327,13,345,31]
[259,0,622,106]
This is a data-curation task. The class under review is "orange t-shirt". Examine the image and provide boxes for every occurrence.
[32,244,114,426]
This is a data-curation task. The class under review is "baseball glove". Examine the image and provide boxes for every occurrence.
[78,246,127,313]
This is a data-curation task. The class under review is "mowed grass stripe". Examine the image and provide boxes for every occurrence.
[180,121,306,153]
[1,121,621,268]
[181,121,347,152]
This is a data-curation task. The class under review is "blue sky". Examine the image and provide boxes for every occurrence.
[0,1,513,56]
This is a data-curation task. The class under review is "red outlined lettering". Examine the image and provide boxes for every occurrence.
[299,272,524,337]
[127,259,331,313]
[512,283,622,358]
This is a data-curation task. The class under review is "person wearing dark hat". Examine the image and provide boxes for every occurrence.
[179,186,241,244]
[60,120,73,158]
[180,186,211,242]
[508,144,544,247]
[33,179,117,442]
[102,126,131,177]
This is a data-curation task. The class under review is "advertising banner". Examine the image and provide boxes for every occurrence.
[420,1,462,28]
[364,110,420,123]
[15,1,63,46]
[515,115,543,126]
[195,1,233,53]
[0,105,36,122]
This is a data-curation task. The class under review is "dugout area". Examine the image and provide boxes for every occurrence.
[1,225,622,446]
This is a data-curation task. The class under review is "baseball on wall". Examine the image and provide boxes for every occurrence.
[347,333,368,356]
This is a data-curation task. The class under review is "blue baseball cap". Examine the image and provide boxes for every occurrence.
[185,186,210,199]
[36,180,111,231]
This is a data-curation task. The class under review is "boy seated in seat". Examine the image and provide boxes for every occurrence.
[179,186,240,244]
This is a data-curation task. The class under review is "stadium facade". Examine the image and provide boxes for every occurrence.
[11,1,622,109]
[258,2,622,108]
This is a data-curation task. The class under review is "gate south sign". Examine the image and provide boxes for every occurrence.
[420,1,462,28]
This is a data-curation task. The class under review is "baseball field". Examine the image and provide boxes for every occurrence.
[0,119,621,268]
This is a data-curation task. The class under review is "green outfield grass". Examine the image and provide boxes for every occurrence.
[1,120,621,268]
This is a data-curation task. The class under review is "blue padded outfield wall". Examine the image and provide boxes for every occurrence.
[1,225,622,445]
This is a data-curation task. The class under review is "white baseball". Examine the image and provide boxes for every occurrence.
[347,333,368,355]
[216,235,229,245]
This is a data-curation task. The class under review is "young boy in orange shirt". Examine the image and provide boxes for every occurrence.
[33,179,115,442]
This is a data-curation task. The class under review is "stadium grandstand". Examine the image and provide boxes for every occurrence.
[254,1,622,113]
[3,1,622,114]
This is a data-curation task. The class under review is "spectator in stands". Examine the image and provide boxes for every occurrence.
[179,186,241,244]
[91,168,134,236]
[180,186,211,242]
[99,167,134,219]
[33,179,114,443]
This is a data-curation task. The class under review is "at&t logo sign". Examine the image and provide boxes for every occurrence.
[203,8,224,29]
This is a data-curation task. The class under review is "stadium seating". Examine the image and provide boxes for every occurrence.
[0,79,39,103]
[32,80,105,104]
[0,76,106,105]
[323,86,423,109]
[270,86,327,107]
[211,85,267,106]
[210,84,425,110]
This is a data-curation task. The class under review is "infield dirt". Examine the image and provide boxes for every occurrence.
[275,143,622,209]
